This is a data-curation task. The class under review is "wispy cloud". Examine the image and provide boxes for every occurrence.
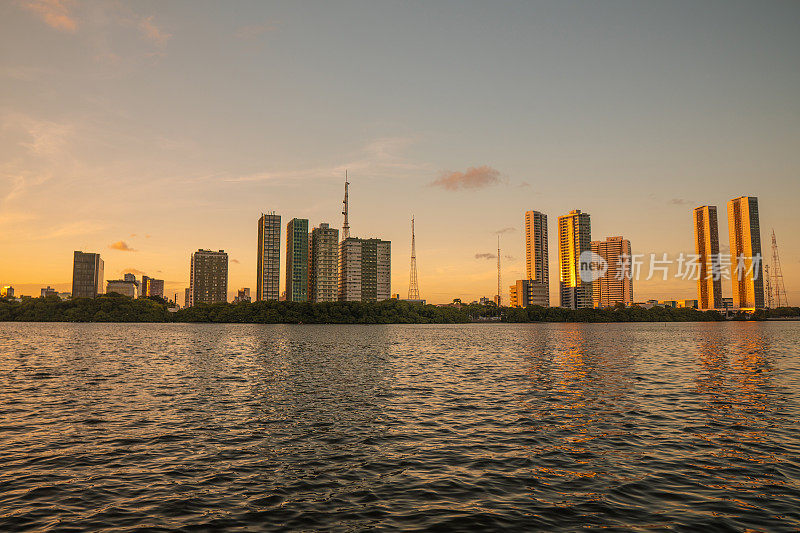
[475,252,496,260]
[21,0,77,32]
[122,268,146,276]
[42,220,105,239]
[432,165,502,191]
[495,227,515,234]
[138,15,171,48]
[225,136,427,184]
[109,240,136,252]
[231,258,240,264]
[235,23,278,40]
[669,198,694,206]
[13,115,74,157]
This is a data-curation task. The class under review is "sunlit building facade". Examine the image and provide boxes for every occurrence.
[106,279,138,298]
[693,205,723,310]
[509,279,549,308]
[285,218,309,302]
[727,196,764,310]
[558,210,592,309]
[310,223,339,302]
[257,213,281,301]
[190,249,228,305]
[234,288,251,303]
[591,236,633,307]
[72,251,104,299]
[525,210,549,306]
[141,276,165,298]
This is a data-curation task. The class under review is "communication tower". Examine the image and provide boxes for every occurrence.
[408,216,420,300]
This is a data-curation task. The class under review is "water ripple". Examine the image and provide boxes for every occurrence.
[1,322,799,531]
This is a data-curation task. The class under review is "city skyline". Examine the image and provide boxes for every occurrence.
[2,1,799,305]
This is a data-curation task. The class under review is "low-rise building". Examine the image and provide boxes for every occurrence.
[141,276,165,298]
[509,279,549,308]
[234,288,251,303]
[41,286,57,298]
[106,279,138,298]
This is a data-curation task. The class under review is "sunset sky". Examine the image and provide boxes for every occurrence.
[1,0,799,305]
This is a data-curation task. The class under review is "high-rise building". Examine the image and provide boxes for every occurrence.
[285,218,309,302]
[558,210,592,309]
[509,279,549,308]
[184,287,191,308]
[142,276,165,298]
[72,251,104,299]
[591,236,633,307]
[339,237,391,302]
[1,286,14,298]
[727,196,764,310]
[257,213,281,301]
[190,249,228,305]
[310,223,339,302]
[525,210,549,286]
[693,205,723,310]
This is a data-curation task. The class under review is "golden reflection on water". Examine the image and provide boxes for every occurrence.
[692,324,789,507]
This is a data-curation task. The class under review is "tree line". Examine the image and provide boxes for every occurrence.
[6,293,791,324]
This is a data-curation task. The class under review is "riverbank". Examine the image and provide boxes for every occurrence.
[0,294,762,323]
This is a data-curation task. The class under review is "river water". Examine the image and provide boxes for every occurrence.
[1,322,799,531]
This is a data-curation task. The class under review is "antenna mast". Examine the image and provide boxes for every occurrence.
[408,216,419,300]
[497,235,501,306]
[342,170,350,239]
[771,229,789,307]
[764,264,773,308]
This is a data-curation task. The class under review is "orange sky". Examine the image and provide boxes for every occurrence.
[2,1,798,305]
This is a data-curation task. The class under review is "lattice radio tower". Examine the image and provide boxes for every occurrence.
[497,235,501,307]
[771,229,789,307]
[342,170,350,239]
[408,216,419,300]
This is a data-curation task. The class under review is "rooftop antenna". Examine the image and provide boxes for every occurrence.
[342,170,350,239]
[497,235,501,306]
[764,264,773,308]
[408,215,419,300]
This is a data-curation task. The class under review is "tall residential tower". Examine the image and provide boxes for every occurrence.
[310,223,339,302]
[693,205,723,310]
[257,213,281,301]
[591,236,633,307]
[558,210,592,309]
[727,196,764,310]
[524,210,549,306]
[285,218,309,302]
[339,238,391,302]
[189,249,228,305]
